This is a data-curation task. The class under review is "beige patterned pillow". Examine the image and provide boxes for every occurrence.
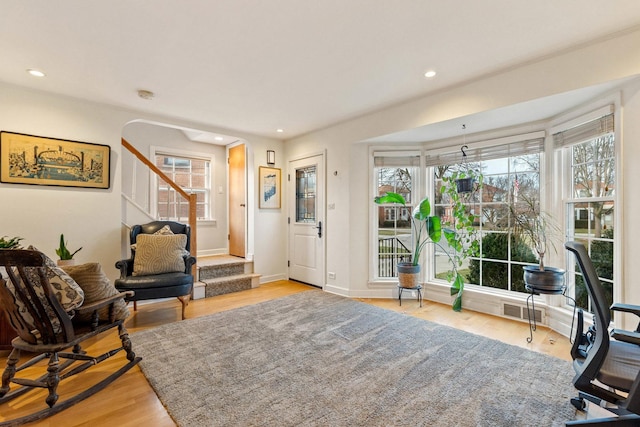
[62,262,130,322]
[132,234,187,276]
[24,246,84,311]
[130,224,174,251]
[5,247,85,342]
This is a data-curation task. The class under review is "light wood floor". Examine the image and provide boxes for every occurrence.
[0,280,572,426]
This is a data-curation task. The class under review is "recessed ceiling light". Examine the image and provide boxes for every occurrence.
[27,69,46,77]
[214,136,224,141]
[276,129,284,133]
[424,70,436,78]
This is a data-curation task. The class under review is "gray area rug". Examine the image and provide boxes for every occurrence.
[130,290,577,426]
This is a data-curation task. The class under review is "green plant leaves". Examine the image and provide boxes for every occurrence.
[55,234,82,260]
[413,197,432,219]
[427,216,441,242]
[450,273,465,312]
[0,236,23,249]
[374,192,406,206]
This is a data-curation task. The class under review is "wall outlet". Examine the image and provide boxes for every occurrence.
[328,272,336,279]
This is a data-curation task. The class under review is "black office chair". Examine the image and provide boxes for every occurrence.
[115,221,196,320]
[565,241,640,425]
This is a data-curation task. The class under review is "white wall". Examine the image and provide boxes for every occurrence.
[0,83,285,283]
[285,27,640,331]
[0,84,126,281]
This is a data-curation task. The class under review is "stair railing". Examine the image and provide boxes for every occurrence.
[121,138,198,270]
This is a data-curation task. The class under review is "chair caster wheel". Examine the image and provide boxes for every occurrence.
[571,397,586,410]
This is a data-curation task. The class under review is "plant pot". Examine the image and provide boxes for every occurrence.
[523,265,566,294]
[56,259,76,267]
[398,262,420,289]
[455,177,475,193]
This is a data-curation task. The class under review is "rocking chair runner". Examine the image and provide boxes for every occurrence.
[0,249,141,426]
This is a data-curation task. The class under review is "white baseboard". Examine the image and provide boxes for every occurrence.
[259,273,287,284]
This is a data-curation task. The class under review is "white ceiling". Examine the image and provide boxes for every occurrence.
[1,1,640,141]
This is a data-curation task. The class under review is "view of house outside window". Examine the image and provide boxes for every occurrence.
[565,133,615,311]
[433,153,541,293]
[155,153,211,221]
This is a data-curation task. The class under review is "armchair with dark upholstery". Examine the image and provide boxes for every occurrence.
[115,221,196,320]
[565,241,640,426]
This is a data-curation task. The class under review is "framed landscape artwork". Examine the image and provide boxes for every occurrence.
[259,166,281,209]
[0,131,111,189]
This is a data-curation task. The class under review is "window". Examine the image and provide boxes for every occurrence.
[556,113,615,311]
[431,138,543,293]
[373,153,419,278]
[154,151,212,221]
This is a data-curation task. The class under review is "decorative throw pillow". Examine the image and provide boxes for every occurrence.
[153,225,175,235]
[62,262,130,322]
[132,234,187,276]
[130,224,174,251]
[25,245,85,312]
[5,246,85,342]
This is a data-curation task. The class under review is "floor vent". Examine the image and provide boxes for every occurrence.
[502,303,542,323]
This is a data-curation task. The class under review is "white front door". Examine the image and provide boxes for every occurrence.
[288,154,325,287]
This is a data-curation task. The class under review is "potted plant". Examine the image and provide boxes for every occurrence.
[55,234,82,266]
[440,172,483,311]
[453,144,482,194]
[0,236,23,249]
[374,193,442,289]
[509,196,565,293]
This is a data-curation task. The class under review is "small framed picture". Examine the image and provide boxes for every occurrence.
[259,166,281,209]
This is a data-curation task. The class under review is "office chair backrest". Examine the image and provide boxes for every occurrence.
[565,241,611,380]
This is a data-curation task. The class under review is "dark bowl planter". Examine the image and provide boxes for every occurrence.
[523,265,566,294]
[398,262,420,289]
[455,177,475,193]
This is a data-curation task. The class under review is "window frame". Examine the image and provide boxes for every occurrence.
[369,148,424,283]
[428,132,546,293]
[150,146,215,223]
[552,104,621,313]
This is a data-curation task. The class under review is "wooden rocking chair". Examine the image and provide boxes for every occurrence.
[0,249,141,426]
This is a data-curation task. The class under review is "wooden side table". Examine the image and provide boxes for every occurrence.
[0,311,17,350]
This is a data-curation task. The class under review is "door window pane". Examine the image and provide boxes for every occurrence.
[296,166,316,223]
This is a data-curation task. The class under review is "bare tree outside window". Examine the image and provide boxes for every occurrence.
[568,133,615,311]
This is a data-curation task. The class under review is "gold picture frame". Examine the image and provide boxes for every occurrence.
[0,131,111,189]
[259,166,281,209]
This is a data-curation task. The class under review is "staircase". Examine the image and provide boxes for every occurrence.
[193,255,260,299]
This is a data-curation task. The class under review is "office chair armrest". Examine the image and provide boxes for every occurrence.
[611,329,640,345]
[115,258,134,278]
[611,303,640,316]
